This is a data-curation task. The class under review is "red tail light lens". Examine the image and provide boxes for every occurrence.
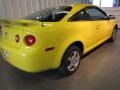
[15,34,20,43]
[24,35,36,46]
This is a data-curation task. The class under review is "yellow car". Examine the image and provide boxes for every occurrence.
[0,4,118,75]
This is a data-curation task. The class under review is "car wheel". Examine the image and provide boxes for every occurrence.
[59,46,81,75]
[109,28,117,42]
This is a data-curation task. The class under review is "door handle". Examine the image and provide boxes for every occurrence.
[96,27,99,29]
[96,25,100,29]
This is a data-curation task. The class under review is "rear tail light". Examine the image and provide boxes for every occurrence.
[24,35,36,46]
[15,34,20,43]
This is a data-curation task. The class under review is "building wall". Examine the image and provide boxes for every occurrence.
[0,0,81,19]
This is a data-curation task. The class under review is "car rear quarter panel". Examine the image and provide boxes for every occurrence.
[51,21,93,68]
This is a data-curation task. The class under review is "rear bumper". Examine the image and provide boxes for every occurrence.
[0,44,56,73]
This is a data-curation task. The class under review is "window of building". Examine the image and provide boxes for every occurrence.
[85,0,120,7]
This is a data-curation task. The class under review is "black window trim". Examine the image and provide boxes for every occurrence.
[68,6,109,22]
[68,8,91,22]
[85,6,109,21]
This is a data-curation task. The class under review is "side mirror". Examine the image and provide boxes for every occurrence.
[108,15,115,19]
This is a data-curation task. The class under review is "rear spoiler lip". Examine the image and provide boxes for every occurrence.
[0,19,38,26]
[0,19,10,24]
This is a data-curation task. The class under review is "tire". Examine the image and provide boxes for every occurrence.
[59,46,81,75]
[109,28,117,42]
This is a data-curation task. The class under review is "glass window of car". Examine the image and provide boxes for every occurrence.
[69,10,90,21]
[85,7,108,20]
[24,6,72,22]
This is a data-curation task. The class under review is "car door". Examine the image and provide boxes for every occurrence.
[85,7,111,44]
[69,9,94,50]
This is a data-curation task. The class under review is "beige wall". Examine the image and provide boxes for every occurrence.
[0,0,81,19]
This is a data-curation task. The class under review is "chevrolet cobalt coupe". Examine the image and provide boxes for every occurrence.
[0,4,118,75]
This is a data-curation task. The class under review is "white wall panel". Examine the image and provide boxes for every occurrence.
[11,0,21,18]
[0,0,81,19]
[26,0,33,15]
[0,0,5,18]
[38,0,43,9]
[18,0,27,18]
[2,0,13,18]
[42,0,48,8]
[32,0,39,12]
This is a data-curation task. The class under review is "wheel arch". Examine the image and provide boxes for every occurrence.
[52,40,84,69]
[66,41,84,55]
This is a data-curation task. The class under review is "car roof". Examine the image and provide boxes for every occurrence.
[70,3,95,8]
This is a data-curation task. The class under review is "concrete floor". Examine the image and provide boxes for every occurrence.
[0,30,120,90]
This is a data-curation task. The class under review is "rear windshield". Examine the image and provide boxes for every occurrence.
[25,6,72,22]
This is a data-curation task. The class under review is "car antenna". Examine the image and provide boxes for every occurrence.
[41,20,44,27]
[36,16,44,27]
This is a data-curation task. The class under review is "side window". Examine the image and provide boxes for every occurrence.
[85,8,107,20]
[69,10,90,21]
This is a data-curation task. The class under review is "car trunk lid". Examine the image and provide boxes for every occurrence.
[0,20,31,49]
